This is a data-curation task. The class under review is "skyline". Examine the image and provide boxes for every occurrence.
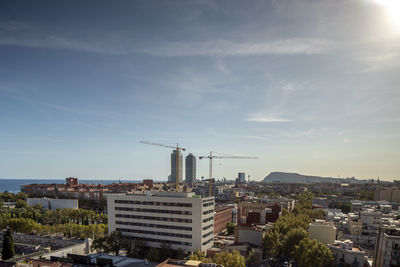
[1,0,400,180]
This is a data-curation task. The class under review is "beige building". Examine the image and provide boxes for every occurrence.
[348,220,363,235]
[107,191,214,252]
[374,188,400,202]
[328,240,367,267]
[309,220,336,245]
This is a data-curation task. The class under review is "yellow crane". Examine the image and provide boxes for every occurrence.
[140,141,185,191]
[199,151,258,196]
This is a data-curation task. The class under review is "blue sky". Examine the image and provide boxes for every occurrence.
[0,0,399,181]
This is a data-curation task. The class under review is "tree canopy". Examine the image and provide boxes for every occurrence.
[2,228,15,260]
[262,192,333,266]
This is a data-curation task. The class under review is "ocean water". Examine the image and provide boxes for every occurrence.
[0,179,142,193]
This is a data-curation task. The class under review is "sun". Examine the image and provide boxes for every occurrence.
[374,0,400,29]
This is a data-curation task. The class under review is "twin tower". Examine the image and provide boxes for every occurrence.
[170,149,196,184]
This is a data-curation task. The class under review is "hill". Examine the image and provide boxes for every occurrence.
[263,172,362,184]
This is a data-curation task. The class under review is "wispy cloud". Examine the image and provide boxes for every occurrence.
[245,114,291,122]
[0,20,128,54]
[140,39,336,57]
[0,20,336,57]
[350,52,400,73]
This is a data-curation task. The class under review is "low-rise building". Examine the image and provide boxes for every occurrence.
[27,198,78,210]
[348,219,363,235]
[309,220,336,245]
[360,210,382,230]
[238,202,281,224]
[328,240,368,267]
[234,224,264,247]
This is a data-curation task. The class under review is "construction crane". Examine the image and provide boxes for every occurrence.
[199,151,258,196]
[140,141,185,191]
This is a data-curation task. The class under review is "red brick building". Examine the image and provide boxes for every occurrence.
[214,205,233,234]
[239,202,282,224]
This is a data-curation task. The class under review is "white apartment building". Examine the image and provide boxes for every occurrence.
[328,240,367,267]
[360,209,382,230]
[107,191,214,252]
[373,227,400,267]
[309,220,336,245]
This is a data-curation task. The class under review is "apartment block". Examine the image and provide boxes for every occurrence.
[328,240,367,267]
[373,227,400,267]
[107,191,214,252]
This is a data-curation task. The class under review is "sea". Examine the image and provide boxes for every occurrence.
[0,179,143,193]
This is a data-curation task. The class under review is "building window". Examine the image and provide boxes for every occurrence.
[115,207,192,215]
[115,213,192,223]
[116,227,192,239]
[203,217,213,223]
[123,235,192,247]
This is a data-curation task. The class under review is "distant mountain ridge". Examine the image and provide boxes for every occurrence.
[263,172,365,184]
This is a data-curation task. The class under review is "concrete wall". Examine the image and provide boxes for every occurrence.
[27,198,78,210]
[236,228,263,247]
[38,239,90,259]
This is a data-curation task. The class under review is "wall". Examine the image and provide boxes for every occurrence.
[214,207,232,234]
[309,223,336,245]
[27,198,78,210]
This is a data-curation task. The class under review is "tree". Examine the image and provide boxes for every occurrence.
[213,250,245,267]
[263,230,281,258]
[91,231,126,255]
[159,243,173,261]
[145,247,160,262]
[2,228,15,260]
[294,238,334,267]
[246,248,257,267]
[15,199,27,208]
[226,222,235,235]
[189,249,211,263]
[281,228,308,258]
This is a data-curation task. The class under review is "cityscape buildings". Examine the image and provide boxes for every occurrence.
[171,149,183,184]
[185,153,196,184]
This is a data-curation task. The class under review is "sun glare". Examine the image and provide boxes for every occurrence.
[374,0,400,30]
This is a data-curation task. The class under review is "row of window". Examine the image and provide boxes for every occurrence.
[203,224,213,231]
[203,209,214,215]
[116,221,192,231]
[202,238,213,246]
[203,202,214,208]
[115,200,192,207]
[202,231,213,238]
[115,207,192,215]
[116,227,192,239]
[123,235,192,247]
[203,217,213,223]
[116,213,192,223]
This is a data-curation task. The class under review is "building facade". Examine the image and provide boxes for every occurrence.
[309,220,336,245]
[328,240,367,267]
[236,172,246,184]
[27,198,78,210]
[107,191,214,252]
[171,150,183,184]
[185,153,196,184]
[373,227,400,267]
[214,206,233,234]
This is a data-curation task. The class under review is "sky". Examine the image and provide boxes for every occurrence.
[0,0,399,181]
